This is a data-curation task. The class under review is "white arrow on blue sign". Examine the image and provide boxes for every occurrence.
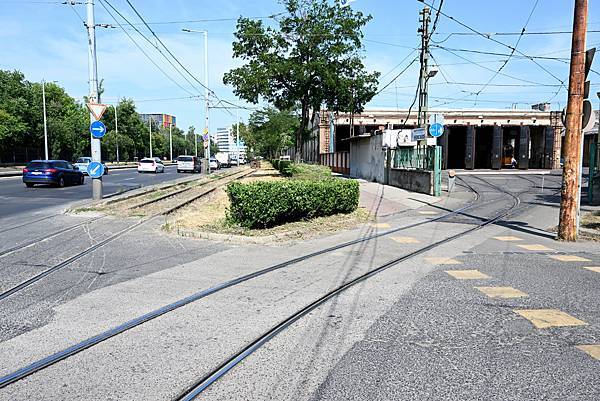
[87,161,104,178]
[90,120,106,139]
[429,122,444,138]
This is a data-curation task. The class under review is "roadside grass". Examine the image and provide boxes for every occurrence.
[289,163,332,180]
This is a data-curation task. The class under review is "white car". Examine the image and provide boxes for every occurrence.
[177,155,201,173]
[208,157,220,170]
[74,157,108,175]
[138,157,165,173]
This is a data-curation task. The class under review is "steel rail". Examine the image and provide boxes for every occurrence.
[0,170,254,304]
[174,177,524,400]
[0,179,484,389]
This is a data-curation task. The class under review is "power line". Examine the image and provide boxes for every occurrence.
[111,13,286,26]
[473,0,540,100]
[99,0,204,95]
[376,56,419,95]
[420,0,566,87]
[98,0,201,97]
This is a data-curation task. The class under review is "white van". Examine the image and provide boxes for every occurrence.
[177,155,201,173]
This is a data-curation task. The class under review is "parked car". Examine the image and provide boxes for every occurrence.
[177,155,201,173]
[73,157,108,175]
[22,160,84,188]
[209,157,220,170]
[137,157,165,173]
[238,155,247,164]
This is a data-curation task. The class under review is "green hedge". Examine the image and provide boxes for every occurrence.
[226,179,359,228]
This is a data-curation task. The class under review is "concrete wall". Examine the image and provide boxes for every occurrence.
[389,168,434,196]
[349,134,385,183]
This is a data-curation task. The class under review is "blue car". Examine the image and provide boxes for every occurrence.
[22,160,85,188]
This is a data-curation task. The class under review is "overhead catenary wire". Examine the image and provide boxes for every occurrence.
[420,0,566,87]
[97,0,201,97]
[471,0,540,101]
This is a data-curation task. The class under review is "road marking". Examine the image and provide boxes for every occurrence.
[517,244,554,251]
[513,309,587,329]
[493,236,523,242]
[583,266,600,273]
[445,270,490,279]
[549,254,591,262]
[576,345,600,360]
[370,223,391,229]
[418,211,439,215]
[475,286,528,298]
[123,177,135,181]
[390,236,420,244]
[425,257,462,265]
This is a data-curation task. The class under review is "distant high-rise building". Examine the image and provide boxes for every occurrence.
[213,127,247,156]
[140,113,176,128]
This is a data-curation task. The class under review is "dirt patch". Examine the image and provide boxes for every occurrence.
[164,174,371,244]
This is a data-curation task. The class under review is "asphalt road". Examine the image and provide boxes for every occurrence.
[0,165,189,221]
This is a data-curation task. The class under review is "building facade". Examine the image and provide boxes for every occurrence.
[213,127,247,156]
[139,113,176,128]
[319,108,569,170]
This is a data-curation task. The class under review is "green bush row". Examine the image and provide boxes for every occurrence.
[226,179,359,228]
[271,159,293,176]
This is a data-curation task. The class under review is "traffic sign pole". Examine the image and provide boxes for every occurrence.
[86,0,102,200]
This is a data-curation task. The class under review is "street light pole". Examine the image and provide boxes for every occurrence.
[42,79,49,160]
[236,109,240,167]
[182,28,210,174]
[149,117,153,158]
[111,104,119,163]
[86,0,102,200]
[169,122,173,161]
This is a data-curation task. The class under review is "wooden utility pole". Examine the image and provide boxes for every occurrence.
[558,0,588,241]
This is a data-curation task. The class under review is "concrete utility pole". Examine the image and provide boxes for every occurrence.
[42,79,49,160]
[417,6,431,128]
[149,117,153,158]
[182,28,210,173]
[169,122,173,161]
[558,0,588,241]
[111,104,119,163]
[86,0,102,199]
[236,109,240,167]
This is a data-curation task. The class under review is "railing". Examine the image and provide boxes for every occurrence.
[393,146,437,170]
[320,151,349,175]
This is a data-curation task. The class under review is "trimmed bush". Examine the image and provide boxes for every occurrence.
[226,179,359,228]
[271,159,280,170]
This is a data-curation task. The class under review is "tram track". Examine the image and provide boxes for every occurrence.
[0,175,493,389]
[0,169,254,304]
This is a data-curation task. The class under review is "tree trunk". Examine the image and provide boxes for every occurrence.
[295,101,309,163]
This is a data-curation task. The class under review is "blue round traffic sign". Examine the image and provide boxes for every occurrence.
[90,120,106,139]
[429,123,444,138]
[87,161,104,178]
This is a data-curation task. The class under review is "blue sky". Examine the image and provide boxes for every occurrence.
[0,0,599,132]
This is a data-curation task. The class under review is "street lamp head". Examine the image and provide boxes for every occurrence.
[182,28,191,32]
[597,91,600,99]
[427,66,438,78]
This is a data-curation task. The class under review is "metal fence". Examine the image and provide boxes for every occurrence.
[320,151,349,175]
[392,146,437,170]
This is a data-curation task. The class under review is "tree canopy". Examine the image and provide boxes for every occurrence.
[224,0,379,161]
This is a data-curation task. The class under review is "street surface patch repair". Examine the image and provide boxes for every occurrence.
[475,286,528,298]
[575,345,600,360]
[445,270,490,280]
[424,257,462,265]
[493,236,523,242]
[513,309,588,329]
[390,236,420,244]
[549,254,591,262]
[517,244,554,251]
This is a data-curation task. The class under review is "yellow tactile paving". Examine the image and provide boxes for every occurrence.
[369,223,391,229]
[424,257,462,265]
[517,244,554,251]
[493,236,523,242]
[390,236,420,244]
[475,286,528,299]
[418,211,439,215]
[576,345,600,360]
[583,266,600,273]
[513,309,587,329]
[445,270,490,280]
[549,255,591,262]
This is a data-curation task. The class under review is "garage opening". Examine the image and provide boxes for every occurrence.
[474,126,493,169]
[502,127,520,168]
[446,126,466,169]
[529,126,545,168]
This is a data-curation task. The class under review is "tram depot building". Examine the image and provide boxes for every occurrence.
[316,108,598,173]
